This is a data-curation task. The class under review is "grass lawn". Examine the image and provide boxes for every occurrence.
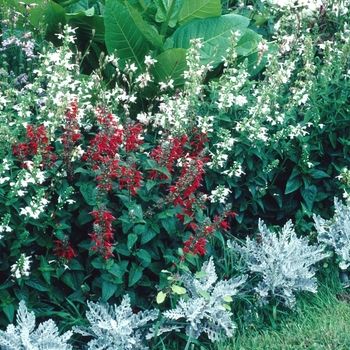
[224,281,350,350]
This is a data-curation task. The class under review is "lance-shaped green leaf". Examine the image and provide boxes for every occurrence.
[155,0,185,28]
[125,2,164,50]
[171,14,254,68]
[104,0,149,69]
[178,0,221,25]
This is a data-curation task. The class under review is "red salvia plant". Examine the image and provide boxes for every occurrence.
[13,124,58,168]
[89,206,115,260]
[54,237,77,261]
[61,100,82,179]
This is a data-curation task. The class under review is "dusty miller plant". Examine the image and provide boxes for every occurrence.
[0,300,72,350]
[228,219,328,307]
[161,257,247,343]
[73,295,159,350]
[314,197,350,270]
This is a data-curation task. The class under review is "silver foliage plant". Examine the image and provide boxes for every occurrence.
[73,294,159,350]
[228,219,328,307]
[0,300,72,350]
[314,197,350,270]
[161,257,247,342]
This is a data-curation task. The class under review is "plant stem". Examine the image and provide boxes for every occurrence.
[160,0,177,38]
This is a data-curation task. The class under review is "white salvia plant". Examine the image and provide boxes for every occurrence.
[0,300,72,350]
[314,197,350,270]
[73,294,159,350]
[228,219,328,307]
[161,257,247,342]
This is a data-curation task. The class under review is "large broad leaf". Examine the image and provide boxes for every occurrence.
[104,0,149,69]
[125,2,164,50]
[150,48,187,86]
[178,0,221,25]
[155,0,185,28]
[170,14,252,68]
[43,1,67,39]
[235,28,261,56]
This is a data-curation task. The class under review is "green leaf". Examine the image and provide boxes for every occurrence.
[25,276,50,292]
[223,295,233,302]
[235,29,261,56]
[129,263,143,287]
[178,0,221,25]
[156,291,167,304]
[102,281,118,301]
[77,207,93,226]
[155,0,185,28]
[125,2,164,50]
[285,177,302,195]
[285,167,302,195]
[194,271,207,279]
[79,182,98,206]
[39,256,54,285]
[140,228,157,244]
[151,48,188,86]
[61,271,84,290]
[171,14,250,68]
[104,0,149,69]
[198,289,210,299]
[301,185,317,211]
[127,233,138,249]
[171,285,187,294]
[2,303,15,323]
[161,217,178,237]
[136,249,151,266]
[43,1,66,38]
[311,169,331,179]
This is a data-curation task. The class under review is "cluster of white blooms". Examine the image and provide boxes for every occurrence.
[222,161,245,178]
[197,114,214,134]
[210,32,250,112]
[209,185,232,204]
[0,158,10,185]
[208,128,236,170]
[11,253,31,279]
[19,188,49,220]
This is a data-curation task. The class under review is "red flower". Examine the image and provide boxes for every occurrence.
[54,239,77,261]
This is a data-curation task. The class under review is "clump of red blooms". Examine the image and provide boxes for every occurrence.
[13,124,58,168]
[148,128,231,258]
[82,108,143,195]
[89,206,115,260]
[61,100,82,179]
[149,128,207,181]
[54,238,77,261]
[182,209,237,258]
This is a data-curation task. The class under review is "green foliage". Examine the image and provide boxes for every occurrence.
[0,0,350,348]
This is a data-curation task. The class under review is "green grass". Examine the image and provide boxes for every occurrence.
[222,271,350,350]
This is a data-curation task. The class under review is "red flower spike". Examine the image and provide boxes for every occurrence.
[54,239,77,261]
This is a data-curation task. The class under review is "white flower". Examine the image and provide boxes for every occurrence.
[235,95,248,107]
[11,254,31,279]
[144,55,157,67]
[0,177,10,184]
[209,185,232,204]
